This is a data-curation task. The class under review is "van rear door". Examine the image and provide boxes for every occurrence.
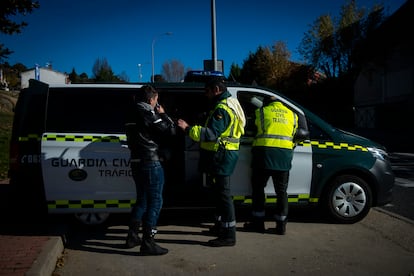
[40,87,137,214]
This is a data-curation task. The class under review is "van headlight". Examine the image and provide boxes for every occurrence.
[367,147,388,161]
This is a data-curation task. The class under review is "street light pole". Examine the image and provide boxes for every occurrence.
[138,63,142,82]
[151,32,172,83]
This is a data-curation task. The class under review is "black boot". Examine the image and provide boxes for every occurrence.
[243,216,265,233]
[208,220,221,236]
[275,220,287,235]
[208,226,236,247]
[140,227,168,255]
[125,220,141,249]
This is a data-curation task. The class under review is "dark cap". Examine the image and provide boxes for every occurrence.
[205,79,227,92]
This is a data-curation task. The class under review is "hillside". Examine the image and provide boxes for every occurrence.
[0,90,17,180]
[0,90,18,113]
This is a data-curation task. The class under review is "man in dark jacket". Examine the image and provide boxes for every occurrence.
[177,80,245,247]
[125,85,176,255]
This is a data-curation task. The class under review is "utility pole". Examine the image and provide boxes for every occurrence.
[211,0,218,71]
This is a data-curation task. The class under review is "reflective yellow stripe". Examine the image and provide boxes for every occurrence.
[232,194,319,204]
[200,99,241,152]
[19,134,368,152]
[298,141,368,151]
[41,134,127,142]
[47,199,136,209]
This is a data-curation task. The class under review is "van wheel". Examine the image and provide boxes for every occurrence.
[323,175,372,224]
[74,212,110,225]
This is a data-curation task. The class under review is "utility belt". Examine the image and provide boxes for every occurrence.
[201,137,240,152]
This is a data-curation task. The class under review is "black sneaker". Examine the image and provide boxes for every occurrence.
[140,239,168,255]
[208,237,236,247]
[125,232,141,249]
[243,221,265,233]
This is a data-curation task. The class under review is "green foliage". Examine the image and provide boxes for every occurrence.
[298,0,387,78]
[0,62,27,89]
[0,0,40,62]
[92,57,125,83]
[238,41,300,93]
[228,63,241,81]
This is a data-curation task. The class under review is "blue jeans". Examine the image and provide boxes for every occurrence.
[130,161,165,228]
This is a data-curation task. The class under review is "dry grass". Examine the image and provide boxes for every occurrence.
[0,90,17,180]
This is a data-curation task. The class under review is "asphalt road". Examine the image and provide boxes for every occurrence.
[52,207,414,276]
[51,152,414,275]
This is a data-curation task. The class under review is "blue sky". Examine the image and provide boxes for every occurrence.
[1,0,406,82]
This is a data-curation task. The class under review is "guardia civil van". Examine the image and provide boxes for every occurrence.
[8,78,394,225]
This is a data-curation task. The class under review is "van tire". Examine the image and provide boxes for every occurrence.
[323,175,372,224]
[74,212,110,225]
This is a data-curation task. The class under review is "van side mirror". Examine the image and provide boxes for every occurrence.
[294,128,310,143]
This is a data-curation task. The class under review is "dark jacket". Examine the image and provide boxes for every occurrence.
[126,101,176,161]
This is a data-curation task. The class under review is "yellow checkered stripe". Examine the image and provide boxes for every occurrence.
[19,135,368,152]
[19,134,128,142]
[42,134,127,142]
[299,141,368,151]
[42,134,126,143]
[47,199,136,210]
[232,194,319,204]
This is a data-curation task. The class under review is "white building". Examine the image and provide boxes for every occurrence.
[20,67,69,89]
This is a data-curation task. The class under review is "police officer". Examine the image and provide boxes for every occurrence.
[177,79,245,247]
[244,96,298,235]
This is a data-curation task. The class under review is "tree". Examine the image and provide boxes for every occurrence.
[265,41,291,89]
[69,68,79,83]
[0,0,40,62]
[117,71,130,83]
[0,62,27,89]
[153,74,167,83]
[239,46,268,86]
[79,72,89,83]
[239,41,292,90]
[298,0,386,79]
[161,59,186,82]
[92,57,120,82]
[228,63,241,82]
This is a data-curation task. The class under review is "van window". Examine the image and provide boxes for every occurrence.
[45,88,135,134]
[236,91,308,138]
[157,88,209,126]
[307,119,331,141]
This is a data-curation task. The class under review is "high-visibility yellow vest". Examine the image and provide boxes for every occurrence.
[253,101,298,149]
[190,98,242,152]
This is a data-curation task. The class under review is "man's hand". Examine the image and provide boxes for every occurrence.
[177,119,189,131]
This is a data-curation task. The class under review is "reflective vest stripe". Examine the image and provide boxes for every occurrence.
[200,99,241,152]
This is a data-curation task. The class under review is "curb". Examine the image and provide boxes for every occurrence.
[26,236,64,276]
[374,207,414,226]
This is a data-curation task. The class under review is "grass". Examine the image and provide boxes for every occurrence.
[0,112,13,180]
[0,90,17,180]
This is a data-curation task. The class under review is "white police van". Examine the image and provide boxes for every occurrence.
[8,77,394,225]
